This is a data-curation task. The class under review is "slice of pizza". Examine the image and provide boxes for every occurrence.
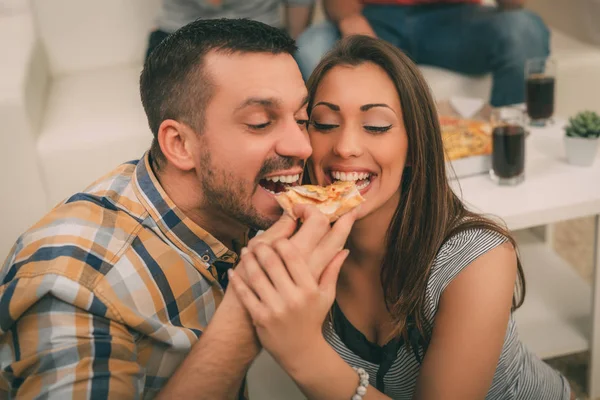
[275,181,365,222]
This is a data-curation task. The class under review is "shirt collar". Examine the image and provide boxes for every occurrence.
[132,152,241,270]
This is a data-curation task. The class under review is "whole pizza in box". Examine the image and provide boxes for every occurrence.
[439,115,493,161]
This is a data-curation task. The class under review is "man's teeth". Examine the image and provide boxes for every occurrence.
[331,171,371,182]
[264,174,300,184]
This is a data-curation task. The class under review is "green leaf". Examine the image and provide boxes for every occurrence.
[565,111,600,137]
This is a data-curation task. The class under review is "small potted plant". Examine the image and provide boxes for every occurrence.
[564,111,600,166]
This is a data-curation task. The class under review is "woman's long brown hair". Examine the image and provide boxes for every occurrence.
[306,36,525,349]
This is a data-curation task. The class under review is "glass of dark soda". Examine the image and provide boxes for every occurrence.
[525,58,556,126]
[490,109,526,186]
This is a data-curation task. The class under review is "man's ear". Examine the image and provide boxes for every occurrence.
[157,119,196,171]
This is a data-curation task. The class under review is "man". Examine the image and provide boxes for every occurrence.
[295,0,550,107]
[147,0,315,60]
[0,19,352,399]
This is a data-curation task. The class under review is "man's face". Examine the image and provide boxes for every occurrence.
[192,51,311,230]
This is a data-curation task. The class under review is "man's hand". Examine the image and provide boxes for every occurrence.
[230,205,356,365]
[228,239,348,367]
[247,204,357,279]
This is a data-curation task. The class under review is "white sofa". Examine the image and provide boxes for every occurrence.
[1,0,158,258]
[1,1,600,396]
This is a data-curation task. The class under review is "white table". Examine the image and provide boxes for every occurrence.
[451,121,600,399]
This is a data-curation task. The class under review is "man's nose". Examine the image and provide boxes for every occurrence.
[275,120,312,161]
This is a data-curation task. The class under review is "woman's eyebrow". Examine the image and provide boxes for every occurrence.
[360,103,393,112]
[313,101,340,111]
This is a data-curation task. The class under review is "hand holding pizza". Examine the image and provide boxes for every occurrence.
[228,203,358,366]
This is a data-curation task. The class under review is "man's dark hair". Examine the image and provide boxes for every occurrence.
[140,18,297,169]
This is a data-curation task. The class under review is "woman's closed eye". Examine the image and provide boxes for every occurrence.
[310,121,339,131]
[365,124,392,133]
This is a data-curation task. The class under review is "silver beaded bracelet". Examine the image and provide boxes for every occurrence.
[351,367,369,400]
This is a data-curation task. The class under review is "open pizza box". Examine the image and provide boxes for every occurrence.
[437,98,494,180]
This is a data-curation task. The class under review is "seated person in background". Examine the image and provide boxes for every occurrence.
[147,0,315,59]
[0,18,355,399]
[295,0,550,107]
[228,35,574,399]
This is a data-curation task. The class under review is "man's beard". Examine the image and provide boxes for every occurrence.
[198,148,303,230]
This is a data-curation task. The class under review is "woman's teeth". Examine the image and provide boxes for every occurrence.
[355,180,370,190]
[330,171,373,191]
[331,171,371,181]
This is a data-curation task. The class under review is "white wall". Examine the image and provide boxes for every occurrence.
[0,0,30,15]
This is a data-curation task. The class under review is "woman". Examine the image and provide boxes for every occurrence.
[228,35,573,399]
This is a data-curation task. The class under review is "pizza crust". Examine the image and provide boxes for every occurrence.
[275,181,365,222]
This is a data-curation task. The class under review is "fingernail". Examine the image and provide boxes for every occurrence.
[228,268,235,277]
[342,249,350,259]
[241,247,248,256]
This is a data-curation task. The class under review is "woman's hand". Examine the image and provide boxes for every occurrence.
[228,238,349,367]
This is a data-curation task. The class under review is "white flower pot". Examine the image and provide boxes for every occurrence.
[564,136,599,166]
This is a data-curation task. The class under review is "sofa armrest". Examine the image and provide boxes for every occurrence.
[0,12,49,134]
[0,12,50,257]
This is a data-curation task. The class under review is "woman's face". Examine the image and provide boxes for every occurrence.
[308,62,409,219]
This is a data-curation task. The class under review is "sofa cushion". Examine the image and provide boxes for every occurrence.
[37,65,152,206]
[31,0,161,76]
[419,66,492,104]
[419,28,600,116]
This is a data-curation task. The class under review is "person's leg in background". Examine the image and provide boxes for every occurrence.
[406,4,550,107]
[145,30,171,62]
[361,5,413,57]
[295,5,412,81]
[294,21,340,81]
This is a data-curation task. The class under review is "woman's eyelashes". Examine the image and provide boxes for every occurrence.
[365,124,392,133]
[310,121,339,131]
[310,120,392,134]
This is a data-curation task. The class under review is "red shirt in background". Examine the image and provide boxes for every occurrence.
[362,0,481,4]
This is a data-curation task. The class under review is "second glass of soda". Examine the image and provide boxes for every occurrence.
[525,58,556,126]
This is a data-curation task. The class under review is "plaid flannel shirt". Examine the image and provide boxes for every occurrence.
[0,153,244,399]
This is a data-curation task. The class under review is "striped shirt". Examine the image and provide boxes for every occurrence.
[0,153,245,399]
[324,229,571,400]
